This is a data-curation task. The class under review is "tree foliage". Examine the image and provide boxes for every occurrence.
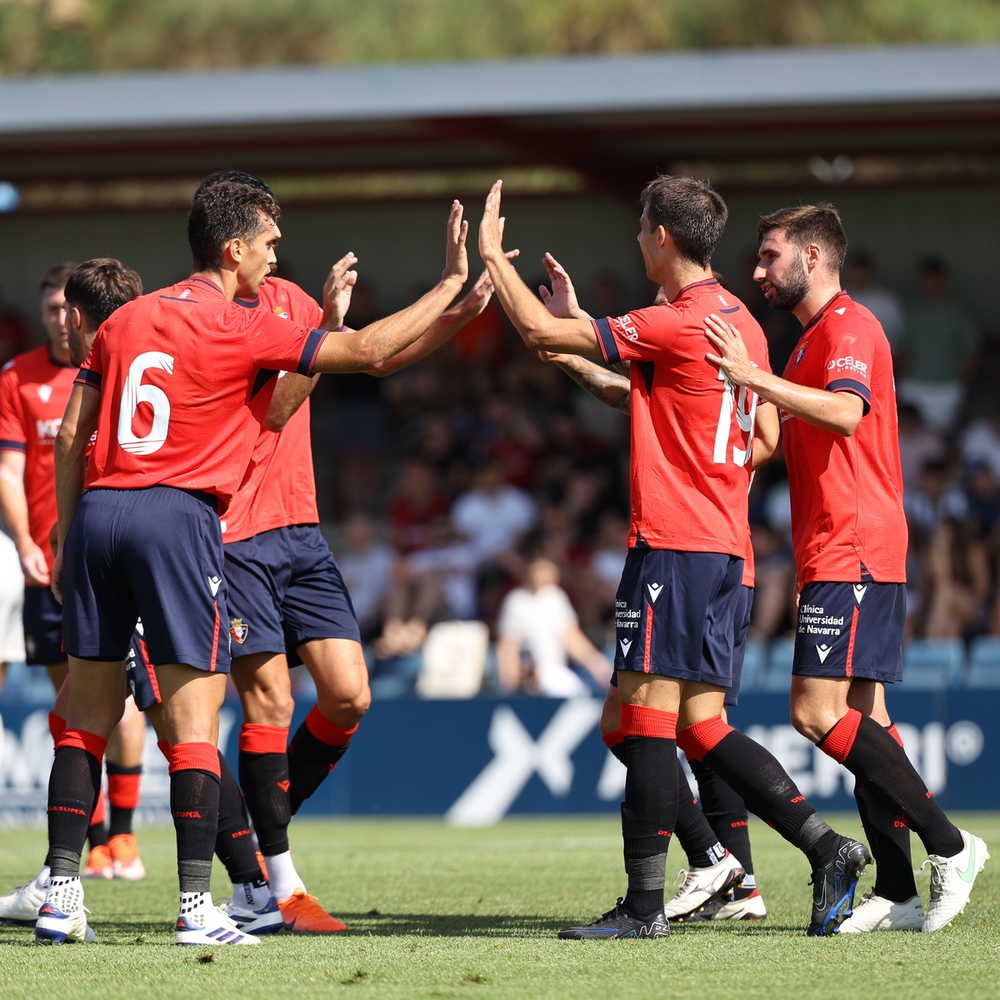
[1,0,999,75]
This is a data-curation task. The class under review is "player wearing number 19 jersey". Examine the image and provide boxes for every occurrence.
[480,174,868,939]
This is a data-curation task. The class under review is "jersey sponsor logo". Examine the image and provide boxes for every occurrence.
[36,384,53,403]
[614,313,639,341]
[229,617,248,643]
[827,356,868,377]
[619,637,633,657]
[853,584,868,604]
[646,582,663,603]
[816,643,833,664]
[207,575,222,597]
[35,417,61,441]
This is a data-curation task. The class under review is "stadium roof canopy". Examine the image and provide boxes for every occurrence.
[2,43,999,211]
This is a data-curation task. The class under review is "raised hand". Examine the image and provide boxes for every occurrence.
[704,313,757,385]
[539,252,586,320]
[441,199,469,285]
[322,252,359,331]
[478,180,505,263]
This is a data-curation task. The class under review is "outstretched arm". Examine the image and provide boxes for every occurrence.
[312,200,469,373]
[541,352,631,414]
[705,314,863,437]
[479,181,600,356]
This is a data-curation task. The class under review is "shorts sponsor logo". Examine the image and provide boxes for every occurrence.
[797,603,844,637]
[229,618,249,644]
[816,643,833,664]
[646,582,663,603]
[619,637,633,657]
[853,584,867,604]
[615,599,641,630]
[208,575,222,597]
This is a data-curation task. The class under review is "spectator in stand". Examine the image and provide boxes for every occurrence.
[961,406,1000,486]
[895,257,979,432]
[335,513,395,642]
[897,403,947,490]
[387,457,450,554]
[846,251,904,346]
[495,556,612,697]
[451,461,537,565]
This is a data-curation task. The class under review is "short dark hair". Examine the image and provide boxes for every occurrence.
[639,175,728,268]
[757,204,848,272]
[64,258,143,328]
[193,170,273,200]
[40,262,78,294]
[188,178,280,271]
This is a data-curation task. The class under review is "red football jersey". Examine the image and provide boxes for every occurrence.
[76,277,327,514]
[594,278,770,557]
[0,345,77,575]
[221,277,324,542]
[780,291,907,584]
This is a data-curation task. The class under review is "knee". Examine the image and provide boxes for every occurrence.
[790,702,838,744]
[240,686,295,728]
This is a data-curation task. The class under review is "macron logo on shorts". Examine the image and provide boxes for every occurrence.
[619,637,633,658]
[646,583,663,603]
[853,584,867,604]
[816,643,833,664]
[208,575,222,596]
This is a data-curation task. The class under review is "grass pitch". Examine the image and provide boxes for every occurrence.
[1,814,998,1000]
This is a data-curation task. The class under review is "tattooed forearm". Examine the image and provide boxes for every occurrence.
[554,356,631,413]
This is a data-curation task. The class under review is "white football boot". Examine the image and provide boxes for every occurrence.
[662,851,745,920]
[838,892,924,932]
[34,877,96,944]
[922,830,989,932]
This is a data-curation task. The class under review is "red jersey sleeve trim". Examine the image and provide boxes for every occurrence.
[297,329,328,376]
[75,369,102,390]
[0,439,26,452]
[593,317,620,365]
[825,377,871,414]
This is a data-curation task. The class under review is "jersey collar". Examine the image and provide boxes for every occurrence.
[672,277,719,302]
[801,290,849,334]
[47,345,76,369]
[186,276,227,299]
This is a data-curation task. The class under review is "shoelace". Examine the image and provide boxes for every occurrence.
[920,859,944,898]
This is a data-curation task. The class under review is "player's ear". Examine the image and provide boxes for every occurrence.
[804,242,822,272]
[222,237,244,266]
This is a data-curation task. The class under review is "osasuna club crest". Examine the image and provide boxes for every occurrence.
[229,618,249,644]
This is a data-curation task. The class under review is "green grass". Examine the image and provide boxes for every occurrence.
[1,814,998,1000]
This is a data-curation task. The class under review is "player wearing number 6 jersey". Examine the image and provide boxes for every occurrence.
[41,178,469,945]
[480,174,869,939]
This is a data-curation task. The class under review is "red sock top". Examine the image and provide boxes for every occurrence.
[601,729,625,749]
[676,716,735,762]
[238,723,289,755]
[620,703,678,740]
[819,709,863,764]
[168,741,222,777]
[887,723,904,748]
[304,705,358,747]
[57,728,108,760]
[48,711,67,742]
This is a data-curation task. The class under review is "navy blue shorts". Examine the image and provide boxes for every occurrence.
[792,580,904,683]
[23,586,64,666]
[613,548,744,687]
[223,523,361,660]
[727,584,753,707]
[125,624,162,712]
[63,487,230,674]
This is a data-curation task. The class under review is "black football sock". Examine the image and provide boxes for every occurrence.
[620,705,679,919]
[238,724,291,857]
[679,718,838,866]
[169,743,222,893]
[689,756,756,897]
[820,711,963,858]
[87,779,109,848]
[854,778,917,902]
[287,707,356,815]
[47,734,107,878]
[216,751,265,887]
[107,762,143,838]
[673,754,728,869]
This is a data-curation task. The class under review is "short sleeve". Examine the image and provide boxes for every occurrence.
[75,335,104,391]
[0,363,26,450]
[592,304,680,365]
[820,313,876,413]
[244,309,328,376]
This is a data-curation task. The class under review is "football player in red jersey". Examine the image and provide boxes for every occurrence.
[480,176,869,938]
[0,262,148,883]
[706,204,988,934]
[38,178,469,945]
[188,171,512,934]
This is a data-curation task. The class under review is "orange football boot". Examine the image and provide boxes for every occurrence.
[81,844,113,880]
[278,889,348,933]
[109,833,146,880]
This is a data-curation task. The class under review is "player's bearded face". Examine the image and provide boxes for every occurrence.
[765,251,809,312]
